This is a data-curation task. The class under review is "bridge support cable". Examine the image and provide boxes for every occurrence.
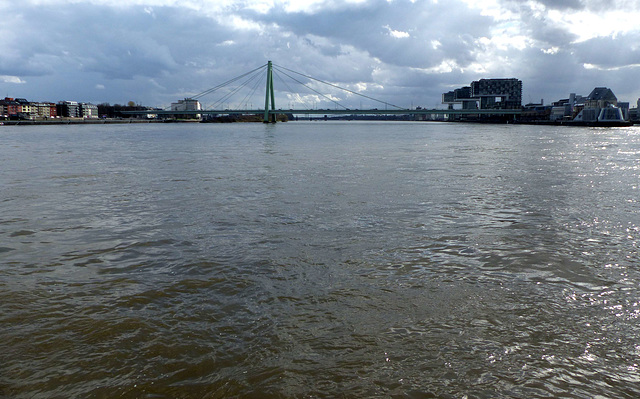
[273,68,349,111]
[191,63,267,100]
[272,70,314,111]
[207,67,265,110]
[273,63,407,111]
[236,70,266,110]
[176,64,267,111]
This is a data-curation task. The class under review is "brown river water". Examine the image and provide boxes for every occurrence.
[1,121,640,398]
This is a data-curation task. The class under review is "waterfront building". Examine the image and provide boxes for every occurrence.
[470,78,522,109]
[79,103,99,118]
[0,98,10,118]
[57,101,80,118]
[547,93,591,121]
[442,86,478,110]
[1,97,23,119]
[570,87,628,124]
[442,78,522,110]
[585,87,617,108]
[630,98,640,121]
[35,102,57,118]
[5,98,20,117]
[550,96,575,121]
[15,98,36,119]
[522,102,551,121]
[2,98,59,119]
[171,98,201,119]
[550,105,570,121]
[618,102,630,120]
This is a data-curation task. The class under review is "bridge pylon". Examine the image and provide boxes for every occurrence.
[263,61,276,123]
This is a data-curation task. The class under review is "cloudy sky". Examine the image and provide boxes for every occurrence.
[2,0,640,109]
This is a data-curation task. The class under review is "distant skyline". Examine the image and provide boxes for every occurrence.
[2,0,640,109]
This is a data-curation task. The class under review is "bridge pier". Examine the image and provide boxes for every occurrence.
[263,61,276,123]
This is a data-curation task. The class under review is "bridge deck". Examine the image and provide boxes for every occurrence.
[124,108,522,116]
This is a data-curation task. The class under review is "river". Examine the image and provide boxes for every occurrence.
[1,121,640,398]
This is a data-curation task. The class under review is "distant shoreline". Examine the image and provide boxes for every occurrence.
[2,118,636,127]
[0,118,188,126]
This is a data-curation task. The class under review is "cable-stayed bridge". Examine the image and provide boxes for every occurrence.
[125,61,522,122]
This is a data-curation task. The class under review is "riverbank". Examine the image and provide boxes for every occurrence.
[0,118,166,126]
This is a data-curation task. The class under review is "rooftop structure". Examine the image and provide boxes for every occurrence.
[585,87,617,108]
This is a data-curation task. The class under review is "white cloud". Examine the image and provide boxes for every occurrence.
[550,9,640,42]
[583,63,640,72]
[384,25,410,39]
[461,0,515,21]
[423,60,458,74]
[222,15,265,31]
[143,6,156,17]
[1,75,26,84]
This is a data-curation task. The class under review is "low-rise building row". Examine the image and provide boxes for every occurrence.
[0,97,99,120]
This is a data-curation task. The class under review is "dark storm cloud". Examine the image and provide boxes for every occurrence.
[17,5,182,80]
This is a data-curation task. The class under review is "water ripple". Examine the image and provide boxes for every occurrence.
[2,123,640,398]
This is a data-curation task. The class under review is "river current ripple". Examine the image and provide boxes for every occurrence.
[1,122,640,398]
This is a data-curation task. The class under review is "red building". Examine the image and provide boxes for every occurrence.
[1,97,21,117]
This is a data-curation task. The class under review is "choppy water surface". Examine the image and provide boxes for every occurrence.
[2,121,640,398]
